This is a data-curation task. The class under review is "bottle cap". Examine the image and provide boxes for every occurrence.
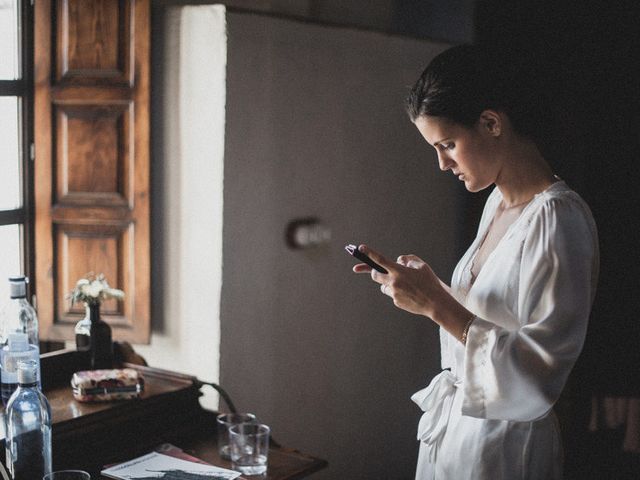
[7,332,29,352]
[17,359,38,385]
[9,276,28,299]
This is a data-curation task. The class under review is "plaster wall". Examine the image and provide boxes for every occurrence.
[220,12,460,479]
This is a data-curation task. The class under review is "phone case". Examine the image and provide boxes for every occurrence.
[71,368,144,402]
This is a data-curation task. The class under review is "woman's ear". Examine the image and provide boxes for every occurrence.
[479,110,502,137]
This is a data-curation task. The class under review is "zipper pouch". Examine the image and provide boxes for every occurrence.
[71,368,144,402]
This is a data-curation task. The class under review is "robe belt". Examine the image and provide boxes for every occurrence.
[411,369,462,463]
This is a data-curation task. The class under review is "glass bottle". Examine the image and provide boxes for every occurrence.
[5,359,53,480]
[88,303,113,369]
[0,276,41,405]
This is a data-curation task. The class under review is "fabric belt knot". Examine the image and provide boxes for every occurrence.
[411,369,461,463]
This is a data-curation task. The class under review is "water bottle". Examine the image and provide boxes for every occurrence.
[4,359,53,480]
[0,276,41,405]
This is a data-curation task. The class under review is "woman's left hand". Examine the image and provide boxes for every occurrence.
[353,244,446,318]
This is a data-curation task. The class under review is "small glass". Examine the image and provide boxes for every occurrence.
[216,412,256,460]
[43,471,91,480]
[229,423,270,476]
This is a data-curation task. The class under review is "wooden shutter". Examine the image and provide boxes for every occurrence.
[34,0,150,343]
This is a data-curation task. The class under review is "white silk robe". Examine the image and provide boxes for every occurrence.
[413,181,599,480]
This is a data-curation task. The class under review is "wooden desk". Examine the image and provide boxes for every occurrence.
[0,349,327,479]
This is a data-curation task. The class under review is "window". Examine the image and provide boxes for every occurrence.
[0,0,33,301]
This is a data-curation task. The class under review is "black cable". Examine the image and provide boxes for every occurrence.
[196,381,281,448]
[197,380,238,414]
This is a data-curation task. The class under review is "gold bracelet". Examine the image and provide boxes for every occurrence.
[460,314,475,345]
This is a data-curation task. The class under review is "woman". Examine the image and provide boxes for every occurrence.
[353,45,599,479]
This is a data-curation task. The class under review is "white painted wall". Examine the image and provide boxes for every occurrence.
[135,5,227,411]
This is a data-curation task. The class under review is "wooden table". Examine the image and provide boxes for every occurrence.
[0,349,327,479]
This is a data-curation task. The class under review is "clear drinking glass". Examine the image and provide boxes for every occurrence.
[216,412,256,460]
[43,471,91,480]
[229,423,270,476]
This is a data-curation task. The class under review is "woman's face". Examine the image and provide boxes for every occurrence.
[414,114,500,192]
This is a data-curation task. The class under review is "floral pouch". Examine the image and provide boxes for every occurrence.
[71,368,144,402]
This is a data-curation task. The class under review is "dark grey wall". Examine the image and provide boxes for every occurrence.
[219,12,459,480]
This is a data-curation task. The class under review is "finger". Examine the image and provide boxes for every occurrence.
[370,268,388,285]
[359,244,395,272]
[397,254,423,263]
[380,283,393,297]
[352,263,372,274]
[397,254,425,269]
[406,259,424,269]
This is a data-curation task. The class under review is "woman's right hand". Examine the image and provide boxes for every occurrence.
[354,245,447,318]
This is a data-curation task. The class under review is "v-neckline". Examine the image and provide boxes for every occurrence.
[458,179,567,299]
[466,192,532,290]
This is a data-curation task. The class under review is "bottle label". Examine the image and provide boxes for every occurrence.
[6,426,52,479]
[0,346,41,405]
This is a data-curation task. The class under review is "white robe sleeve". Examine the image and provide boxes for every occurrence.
[461,196,598,421]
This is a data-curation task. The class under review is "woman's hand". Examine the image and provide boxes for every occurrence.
[352,244,447,318]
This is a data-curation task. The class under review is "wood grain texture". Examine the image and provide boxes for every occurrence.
[56,0,132,85]
[35,0,150,343]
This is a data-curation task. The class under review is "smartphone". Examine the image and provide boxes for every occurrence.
[345,244,388,274]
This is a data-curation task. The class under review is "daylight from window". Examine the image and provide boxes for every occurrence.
[0,98,21,210]
[0,0,24,301]
[0,0,19,80]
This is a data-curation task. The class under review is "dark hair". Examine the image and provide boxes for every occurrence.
[406,44,539,139]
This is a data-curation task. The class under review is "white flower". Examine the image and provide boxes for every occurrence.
[102,288,125,300]
[67,273,125,306]
[88,280,104,298]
